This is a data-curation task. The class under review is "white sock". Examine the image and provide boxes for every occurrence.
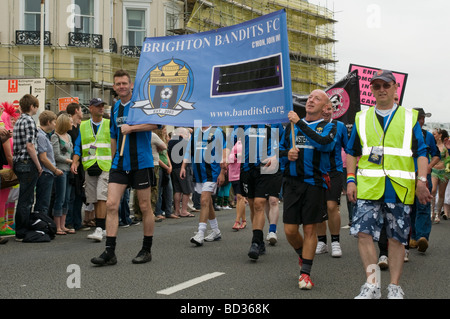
[198,222,207,234]
[208,218,219,231]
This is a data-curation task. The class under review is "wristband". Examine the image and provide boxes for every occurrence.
[347,173,356,184]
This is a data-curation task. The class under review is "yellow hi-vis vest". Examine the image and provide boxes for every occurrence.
[355,106,418,204]
[80,119,111,172]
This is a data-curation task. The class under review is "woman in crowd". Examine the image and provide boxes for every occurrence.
[431,128,450,223]
[51,113,74,234]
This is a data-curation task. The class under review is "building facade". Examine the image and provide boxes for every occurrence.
[0,0,335,113]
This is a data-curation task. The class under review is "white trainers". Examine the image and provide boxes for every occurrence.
[222,206,232,210]
[378,255,389,270]
[315,241,328,254]
[190,232,204,246]
[331,241,342,257]
[204,229,222,242]
[354,282,381,299]
[387,284,405,299]
[266,232,277,245]
[87,227,104,242]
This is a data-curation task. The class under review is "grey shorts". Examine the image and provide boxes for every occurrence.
[350,200,411,245]
[84,170,109,203]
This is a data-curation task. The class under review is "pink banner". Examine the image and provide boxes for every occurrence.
[349,64,408,107]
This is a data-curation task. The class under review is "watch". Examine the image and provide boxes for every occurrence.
[417,176,427,183]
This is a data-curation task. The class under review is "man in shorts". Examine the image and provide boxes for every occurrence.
[181,125,226,246]
[279,90,336,290]
[71,97,111,242]
[91,69,159,266]
[232,124,284,260]
[347,70,432,299]
[315,103,348,257]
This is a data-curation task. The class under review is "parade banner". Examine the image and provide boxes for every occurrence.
[293,69,361,126]
[127,10,292,127]
[349,64,408,107]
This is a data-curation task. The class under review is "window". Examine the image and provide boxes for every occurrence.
[74,57,92,79]
[23,55,40,77]
[165,11,179,36]
[74,0,95,34]
[126,9,146,46]
[24,0,43,31]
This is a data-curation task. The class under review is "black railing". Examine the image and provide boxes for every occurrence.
[121,46,141,58]
[68,32,102,49]
[16,30,51,45]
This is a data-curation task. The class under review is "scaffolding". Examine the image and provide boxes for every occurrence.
[180,0,337,94]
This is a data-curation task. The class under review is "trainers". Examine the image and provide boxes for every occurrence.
[298,273,314,290]
[354,282,381,299]
[404,249,409,262]
[91,251,117,266]
[331,241,342,257]
[266,232,277,245]
[387,284,405,299]
[315,241,328,254]
[248,242,261,260]
[417,237,428,253]
[132,249,152,264]
[87,227,104,242]
[0,225,15,236]
[204,229,222,242]
[190,232,204,246]
[222,205,232,210]
[378,255,389,270]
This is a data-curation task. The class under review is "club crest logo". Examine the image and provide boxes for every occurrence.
[132,58,195,117]
[327,88,350,119]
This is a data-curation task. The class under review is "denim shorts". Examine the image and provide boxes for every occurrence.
[350,200,411,245]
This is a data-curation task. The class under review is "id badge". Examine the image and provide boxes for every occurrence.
[89,145,97,156]
[368,146,383,165]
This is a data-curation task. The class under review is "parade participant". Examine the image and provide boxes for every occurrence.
[280,89,336,290]
[232,123,284,259]
[347,70,432,299]
[410,108,440,253]
[91,69,159,266]
[316,103,348,257]
[71,98,111,242]
[182,124,226,246]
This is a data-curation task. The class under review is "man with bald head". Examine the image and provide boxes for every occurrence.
[280,89,337,290]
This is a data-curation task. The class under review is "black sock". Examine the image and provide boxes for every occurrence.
[331,234,340,242]
[105,236,116,254]
[300,258,313,275]
[252,230,263,244]
[295,247,303,260]
[318,235,327,244]
[96,218,106,230]
[142,236,153,252]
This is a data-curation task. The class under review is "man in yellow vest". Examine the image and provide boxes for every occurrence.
[71,98,111,242]
[346,70,432,299]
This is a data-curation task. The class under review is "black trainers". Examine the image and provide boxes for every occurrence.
[132,249,152,264]
[91,251,117,266]
[248,243,260,260]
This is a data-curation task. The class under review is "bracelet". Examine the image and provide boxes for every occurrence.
[347,173,356,184]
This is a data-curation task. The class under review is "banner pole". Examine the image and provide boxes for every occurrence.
[120,135,126,156]
[290,122,295,148]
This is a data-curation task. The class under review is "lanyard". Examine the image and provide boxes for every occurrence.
[90,119,103,145]
[373,105,396,144]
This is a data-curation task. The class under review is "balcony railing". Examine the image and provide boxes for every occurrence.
[16,30,51,45]
[121,46,141,58]
[68,32,102,49]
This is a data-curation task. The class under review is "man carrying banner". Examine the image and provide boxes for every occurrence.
[315,103,348,257]
[91,69,159,266]
[232,123,284,260]
[347,70,432,299]
[181,124,227,246]
[280,89,336,290]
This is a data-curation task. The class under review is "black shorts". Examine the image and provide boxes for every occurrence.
[231,180,241,195]
[109,168,154,190]
[240,167,282,199]
[171,167,194,194]
[326,171,343,204]
[282,176,327,225]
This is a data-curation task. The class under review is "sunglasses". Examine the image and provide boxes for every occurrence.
[372,82,395,90]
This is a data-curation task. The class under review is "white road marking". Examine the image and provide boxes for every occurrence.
[157,272,225,295]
